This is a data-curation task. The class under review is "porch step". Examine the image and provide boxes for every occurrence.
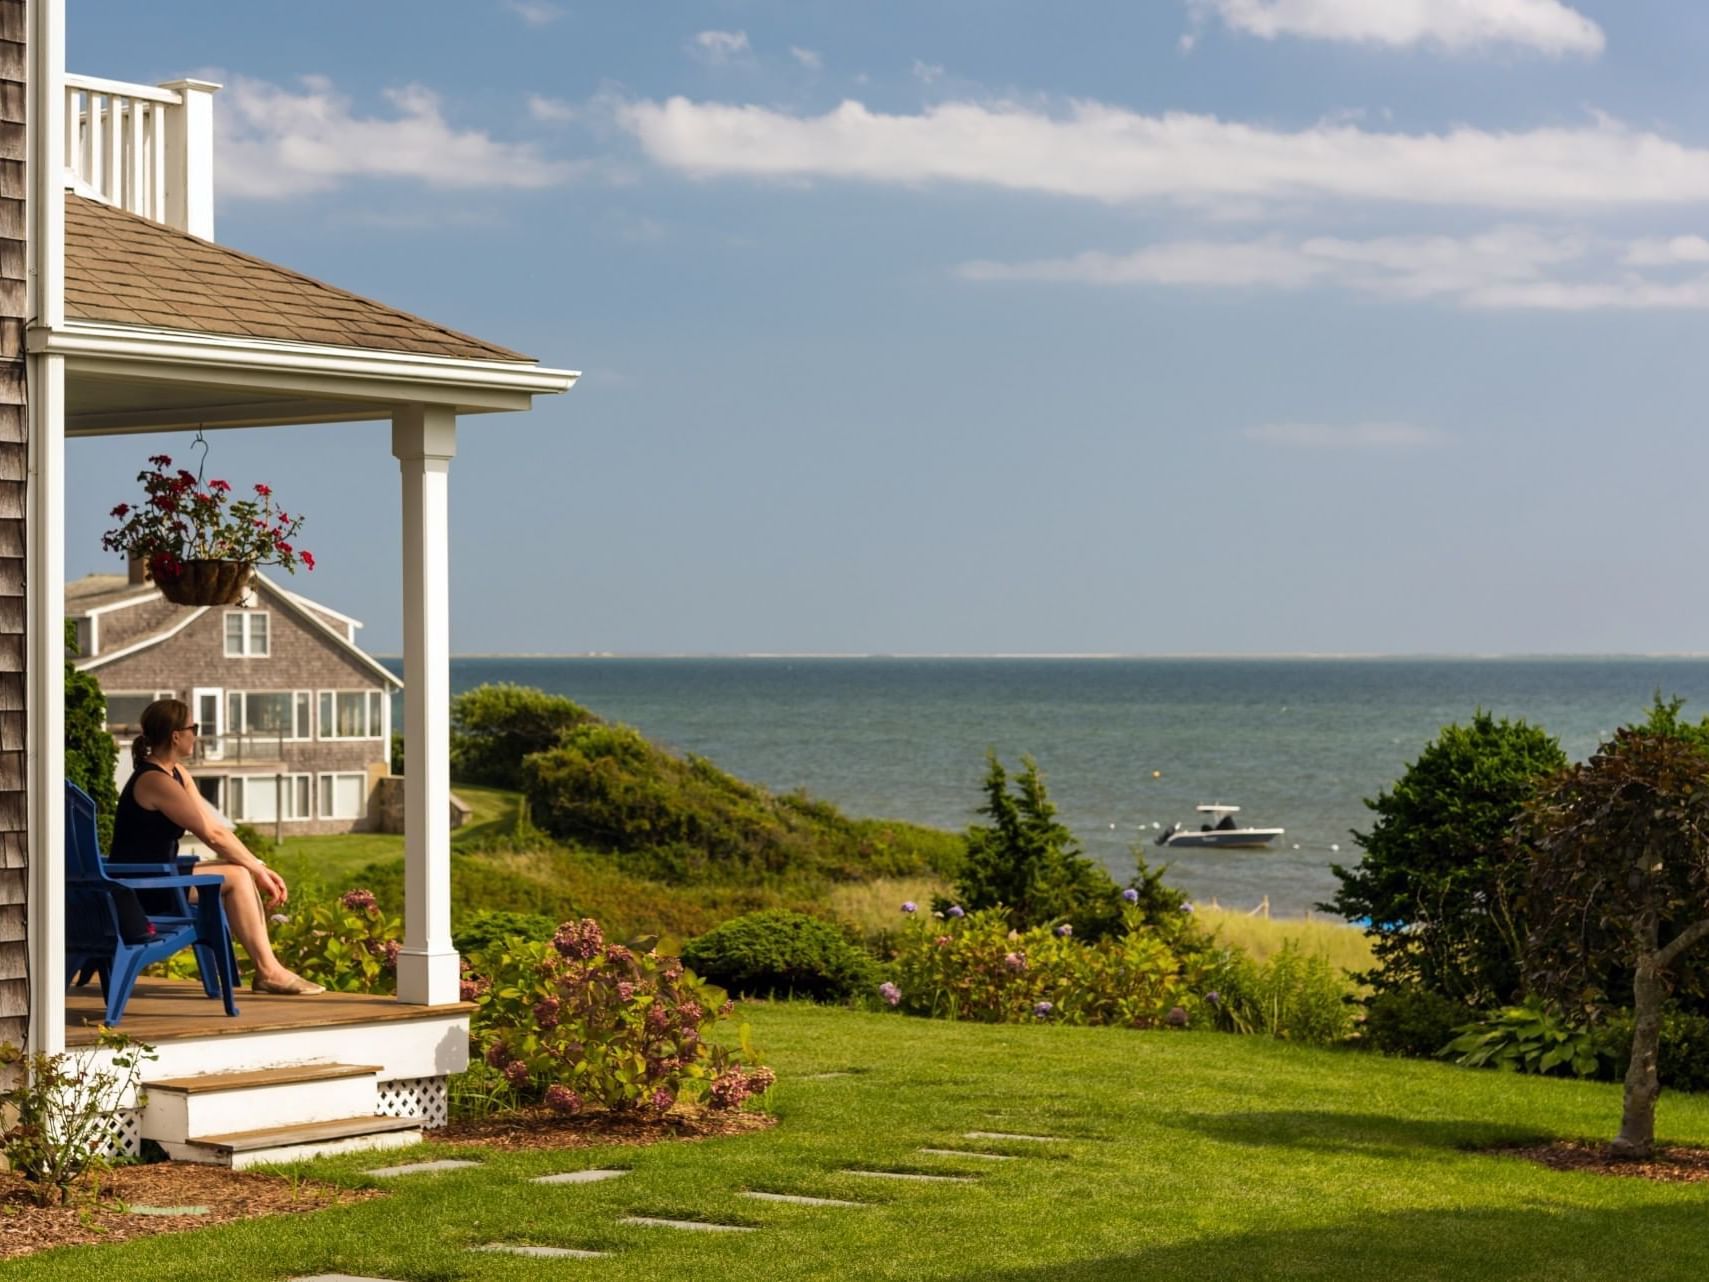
[143,1062,386,1141]
[162,1114,423,1169]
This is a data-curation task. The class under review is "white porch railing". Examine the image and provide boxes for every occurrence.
[63,73,220,239]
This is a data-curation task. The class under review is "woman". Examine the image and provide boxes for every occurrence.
[113,698,324,995]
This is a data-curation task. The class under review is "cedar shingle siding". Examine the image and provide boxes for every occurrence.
[0,0,23,1048]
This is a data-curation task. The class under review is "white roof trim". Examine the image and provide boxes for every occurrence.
[78,586,162,618]
[33,319,579,403]
[251,574,402,690]
[71,578,403,691]
[75,605,209,671]
[278,585,363,633]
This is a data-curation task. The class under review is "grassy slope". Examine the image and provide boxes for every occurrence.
[16,1006,1709,1281]
[268,786,961,944]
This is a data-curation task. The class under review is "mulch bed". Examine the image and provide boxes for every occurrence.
[0,1163,381,1260]
[1496,1140,1709,1183]
[435,1103,777,1151]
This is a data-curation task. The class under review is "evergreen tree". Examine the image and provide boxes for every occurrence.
[63,622,117,852]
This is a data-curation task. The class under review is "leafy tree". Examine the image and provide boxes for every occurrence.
[1324,711,1565,1006]
[954,753,1122,937]
[449,683,594,789]
[1519,728,1709,1159]
[63,623,117,852]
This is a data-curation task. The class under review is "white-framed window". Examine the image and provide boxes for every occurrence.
[102,690,175,732]
[319,689,385,739]
[226,773,311,823]
[227,690,311,740]
[224,611,270,657]
[319,772,369,821]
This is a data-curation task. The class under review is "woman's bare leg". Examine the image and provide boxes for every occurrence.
[196,863,298,985]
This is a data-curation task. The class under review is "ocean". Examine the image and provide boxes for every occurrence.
[408,657,1709,916]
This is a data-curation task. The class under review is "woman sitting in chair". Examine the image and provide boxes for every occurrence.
[113,698,325,996]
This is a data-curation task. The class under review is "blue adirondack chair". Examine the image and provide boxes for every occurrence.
[65,783,240,1025]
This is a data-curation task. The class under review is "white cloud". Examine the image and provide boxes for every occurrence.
[528,94,578,124]
[502,0,563,26]
[912,60,946,84]
[1244,423,1446,449]
[1190,0,1604,56]
[960,228,1709,311]
[691,30,752,65]
[1622,235,1709,266]
[791,46,823,70]
[613,97,1709,214]
[217,75,577,198]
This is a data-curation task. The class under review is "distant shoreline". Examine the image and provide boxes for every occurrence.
[375,652,1709,662]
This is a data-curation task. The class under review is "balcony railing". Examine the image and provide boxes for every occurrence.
[64,73,219,239]
[190,732,293,767]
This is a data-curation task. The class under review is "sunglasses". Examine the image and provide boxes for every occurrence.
[176,723,199,735]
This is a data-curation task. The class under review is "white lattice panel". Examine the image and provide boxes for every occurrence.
[96,1108,143,1159]
[376,1076,448,1129]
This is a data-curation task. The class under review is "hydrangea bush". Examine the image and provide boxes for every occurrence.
[885,904,1190,1027]
[465,917,772,1114]
[267,888,402,993]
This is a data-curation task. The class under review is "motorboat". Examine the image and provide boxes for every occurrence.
[1155,804,1284,850]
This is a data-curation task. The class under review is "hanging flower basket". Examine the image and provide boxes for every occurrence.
[153,558,254,606]
[101,452,315,606]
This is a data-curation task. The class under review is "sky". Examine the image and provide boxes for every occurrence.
[58,1,1709,655]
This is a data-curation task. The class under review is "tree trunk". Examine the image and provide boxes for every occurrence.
[1612,949,1664,1160]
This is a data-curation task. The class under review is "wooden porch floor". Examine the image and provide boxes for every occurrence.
[66,978,473,1046]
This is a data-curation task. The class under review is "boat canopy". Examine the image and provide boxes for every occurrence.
[1195,804,1241,814]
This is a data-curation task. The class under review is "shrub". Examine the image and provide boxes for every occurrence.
[266,889,401,993]
[64,622,118,855]
[465,918,771,1113]
[1592,1009,1709,1094]
[954,754,1125,939]
[233,823,276,860]
[682,911,877,1002]
[451,684,595,789]
[0,1032,154,1206]
[884,904,1187,1027]
[1364,986,1471,1058]
[1442,998,1608,1078]
[1224,943,1358,1045]
[454,909,558,955]
[1324,711,1565,1006]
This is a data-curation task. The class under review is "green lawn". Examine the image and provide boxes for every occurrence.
[15,1005,1709,1280]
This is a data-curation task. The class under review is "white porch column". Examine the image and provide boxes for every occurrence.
[24,352,64,1055]
[391,405,458,1005]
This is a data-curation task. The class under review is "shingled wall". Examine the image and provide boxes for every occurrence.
[0,0,27,1048]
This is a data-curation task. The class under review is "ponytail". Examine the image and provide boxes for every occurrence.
[133,698,190,768]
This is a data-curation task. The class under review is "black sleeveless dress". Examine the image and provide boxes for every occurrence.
[112,761,191,913]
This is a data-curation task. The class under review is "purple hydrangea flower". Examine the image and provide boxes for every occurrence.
[1033,1001,1054,1018]
[879,981,902,1007]
[1181,902,1195,914]
[1122,888,1140,905]
[901,901,918,914]
[1004,951,1026,971]
[1166,1006,1189,1027]
[1054,923,1073,938]
[1206,991,1221,1004]
[947,905,965,919]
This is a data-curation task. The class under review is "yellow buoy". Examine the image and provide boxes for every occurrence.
[1151,770,1162,779]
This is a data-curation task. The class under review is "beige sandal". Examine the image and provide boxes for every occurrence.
[252,973,326,995]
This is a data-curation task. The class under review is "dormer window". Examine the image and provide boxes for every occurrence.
[224,611,269,657]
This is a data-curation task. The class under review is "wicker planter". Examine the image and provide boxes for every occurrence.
[154,559,253,606]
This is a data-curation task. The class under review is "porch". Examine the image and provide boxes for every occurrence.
[69,978,472,1166]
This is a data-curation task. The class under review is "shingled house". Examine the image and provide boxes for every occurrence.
[66,569,402,835]
[7,3,577,1164]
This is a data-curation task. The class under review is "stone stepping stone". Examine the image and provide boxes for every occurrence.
[292,1276,406,1281]
[472,1244,609,1259]
[619,1215,754,1233]
[842,1169,976,1183]
[364,1158,481,1178]
[741,1191,866,1208]
[534,1168,630,1185]
[919,1148,1016,1161]
[801,1071,853,1080]
[963,1131,1070,1143]
[127,1205,210,1216]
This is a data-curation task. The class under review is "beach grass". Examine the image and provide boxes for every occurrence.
[15,1003,1709,1280]
[825,875,953,938]
[1197,906,1376,975]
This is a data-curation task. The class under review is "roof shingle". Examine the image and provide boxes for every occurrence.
[64,195,532,363]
